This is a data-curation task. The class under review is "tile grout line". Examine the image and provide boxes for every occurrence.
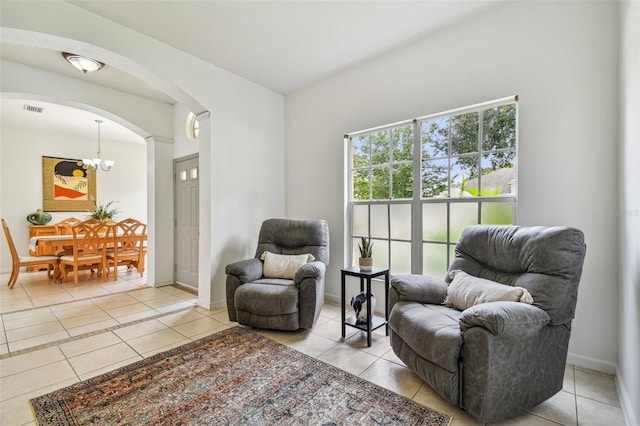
[0,304,196,360]
[1,281,153,316]
[2,283,196,349]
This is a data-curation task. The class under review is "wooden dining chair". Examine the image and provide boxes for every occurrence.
[58,219,109,285]
[106,218,147,280]
[54,217,82,256]
[2,218,59,289]
[54,217,82,235]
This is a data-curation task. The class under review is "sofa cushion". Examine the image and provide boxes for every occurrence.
[389,302,462,372]
[443,270,533,311]
[260,251,315,279]
[235,281,298,316]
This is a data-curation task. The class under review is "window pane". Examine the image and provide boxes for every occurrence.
[352,135,370,168]
[371,166,390,199]
[450,112,479,155]
[352,169,370,200]
[179,170,187,181]
[451,156,479,197]
[371,239,389,269]
[391,241,411,275]
[390,204,411,240]
[392,125,413,162]
[392,163,413,199]
[423,203,447,242]
[481,153,516,196]
[370,130,390,166]
[422,158,448,198]
[481,202,513,224]
[352,204,369,236]
[423,243,448,278]
[190,167,198,180]
[370,204,388,238]
[421,117,449,159]
[483,104,516,151]
[450,203,477,242]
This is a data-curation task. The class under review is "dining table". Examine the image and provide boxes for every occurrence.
[28,233,147,282]
[29,233,147,256]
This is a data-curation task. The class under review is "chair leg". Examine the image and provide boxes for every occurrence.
[7,265,18,289]
[57,264,68,283]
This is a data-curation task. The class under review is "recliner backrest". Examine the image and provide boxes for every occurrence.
[447,225,586,325]
[254,218,330,265]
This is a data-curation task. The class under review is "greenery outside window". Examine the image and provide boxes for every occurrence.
[347,96,518,277]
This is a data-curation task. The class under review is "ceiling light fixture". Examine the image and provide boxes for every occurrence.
[62,52,104,74]
[82,120,114,172]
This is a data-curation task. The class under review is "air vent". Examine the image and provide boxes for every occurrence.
[23,104,44,114]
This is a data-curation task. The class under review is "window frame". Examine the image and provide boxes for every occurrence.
[346,96,518,275]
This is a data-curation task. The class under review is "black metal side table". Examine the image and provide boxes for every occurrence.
[341,266,390,347]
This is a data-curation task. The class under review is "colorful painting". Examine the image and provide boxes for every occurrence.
[43,156,97,211]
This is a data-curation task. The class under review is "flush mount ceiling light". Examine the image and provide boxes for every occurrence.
[82,120,114,172]
[62,52,104,74]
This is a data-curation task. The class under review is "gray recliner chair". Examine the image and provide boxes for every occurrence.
[226,218,329,331]
[389,225,586,423]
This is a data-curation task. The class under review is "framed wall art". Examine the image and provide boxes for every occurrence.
[42,156,97,211]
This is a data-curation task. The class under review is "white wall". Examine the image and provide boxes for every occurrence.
[285,1,619,372]
[0,123,146,271]
[1,0,285,308]
[618,2,639,425]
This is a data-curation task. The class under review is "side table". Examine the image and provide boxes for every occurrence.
[341,266,390,347]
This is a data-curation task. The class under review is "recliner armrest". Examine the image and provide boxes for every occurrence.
[459,301,551,338]
[225,258,263,284]
[294,261,326,284]
[390,274,448,304]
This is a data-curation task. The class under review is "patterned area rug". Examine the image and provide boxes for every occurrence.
[31,326,451,425]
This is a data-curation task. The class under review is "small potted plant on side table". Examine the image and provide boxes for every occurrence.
[358,236,373,271]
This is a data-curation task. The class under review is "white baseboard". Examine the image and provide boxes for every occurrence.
[197,297,227,312]
[196,299,211,310]
[210,298,227,311]
[616,366,639,426]
[566,352,617,375]
[325,293,340,304]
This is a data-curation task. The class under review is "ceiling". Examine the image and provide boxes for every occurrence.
[67,0,498,95]
[1,0,498,141]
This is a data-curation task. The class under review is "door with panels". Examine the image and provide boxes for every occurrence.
[174,155,199,289]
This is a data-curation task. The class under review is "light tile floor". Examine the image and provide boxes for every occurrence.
[0,269,626,426]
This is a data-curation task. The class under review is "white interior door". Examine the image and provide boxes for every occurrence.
[174,155,199,289]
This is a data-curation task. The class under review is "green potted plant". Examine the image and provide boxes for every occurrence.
[90,200,120,221]
[358,236,374,271]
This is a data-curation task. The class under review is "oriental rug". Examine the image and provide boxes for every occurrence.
[31,326,451,426]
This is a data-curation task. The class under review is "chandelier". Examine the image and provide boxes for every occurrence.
[82,120,114,172]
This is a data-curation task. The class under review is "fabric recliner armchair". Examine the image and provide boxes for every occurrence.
[389,225,586,423]
[226,218,329,331]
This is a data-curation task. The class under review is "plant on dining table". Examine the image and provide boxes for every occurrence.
[89,200,120,220]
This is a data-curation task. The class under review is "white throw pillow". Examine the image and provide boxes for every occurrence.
[260,251,315,279]
[443,270,534,311]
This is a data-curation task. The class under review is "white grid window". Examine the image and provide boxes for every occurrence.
[347,96,518,277]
